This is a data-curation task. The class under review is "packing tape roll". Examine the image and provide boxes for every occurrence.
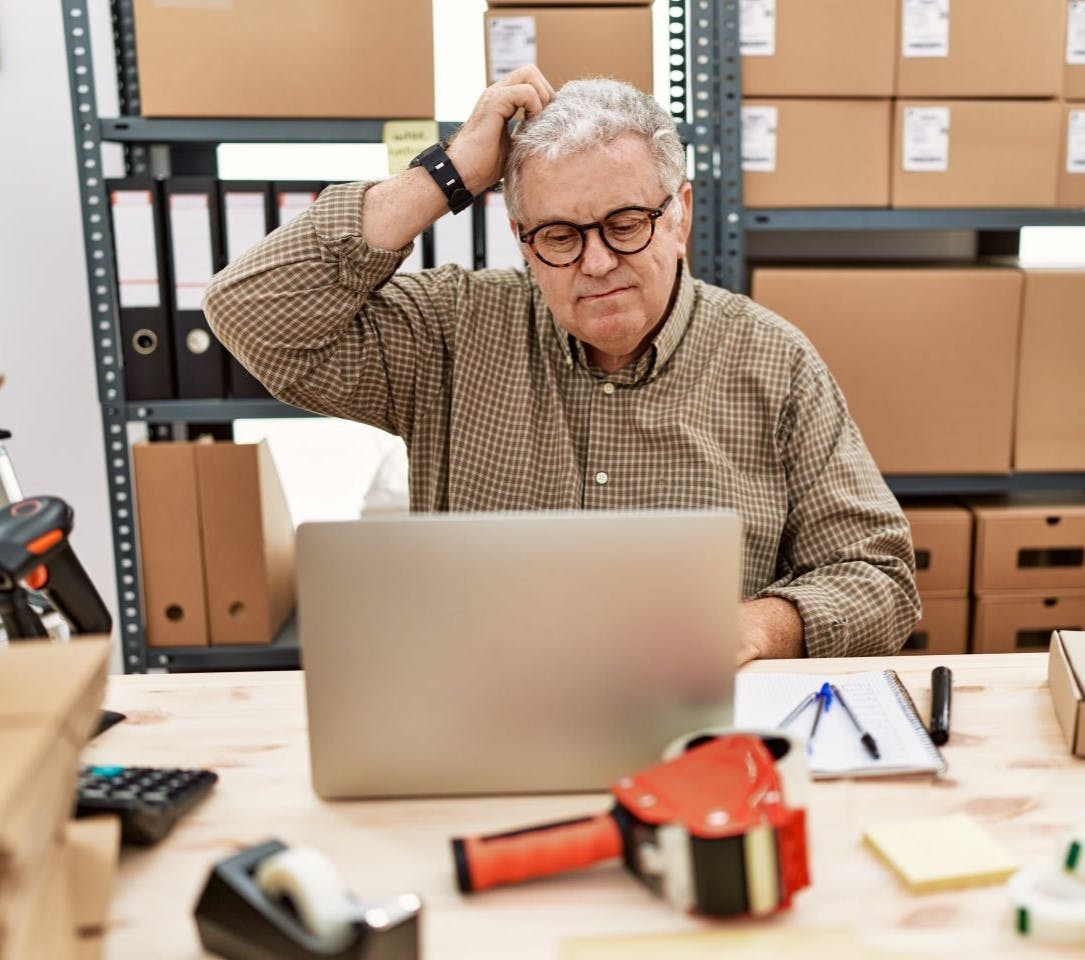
[1060,831,1085,883]
[254,846,357,953]
[1010,867,1085,945]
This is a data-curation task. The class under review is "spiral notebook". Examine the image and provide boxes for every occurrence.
[734,670,947,778]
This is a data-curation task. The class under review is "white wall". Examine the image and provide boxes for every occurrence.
[0,1,120,669]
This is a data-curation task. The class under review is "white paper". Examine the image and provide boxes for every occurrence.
[110,189,160,309]
[902,0,950,59]
[740,0,776,57]
[902,106,950,173]
[484,192,523,270]
[741,105,778,173]
[487,16,536,83]
[1069,110,1085,175]
[1068,0,1085,65]
[434,210,474,269]
[278,190,317,227]
[396,240,424,274]
[168,193,214,312]
[224,191,269,263]
[735,671,944,778]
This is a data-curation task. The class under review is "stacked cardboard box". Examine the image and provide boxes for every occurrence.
[970,498,1085,653]
[901,504,973,654]
[483,1,653,95]
[133,439,296,647]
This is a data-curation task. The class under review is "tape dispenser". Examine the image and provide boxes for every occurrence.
[194,840,421,960]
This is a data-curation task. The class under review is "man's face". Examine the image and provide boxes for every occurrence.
[512,136,693,373]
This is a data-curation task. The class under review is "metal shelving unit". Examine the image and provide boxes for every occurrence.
[63,0,1084,672]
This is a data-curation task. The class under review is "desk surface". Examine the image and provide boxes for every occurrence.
[90,653,1081,959]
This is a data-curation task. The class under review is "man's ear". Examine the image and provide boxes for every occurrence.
[674,181,694,259]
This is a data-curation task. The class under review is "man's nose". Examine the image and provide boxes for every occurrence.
[579,227,619,276]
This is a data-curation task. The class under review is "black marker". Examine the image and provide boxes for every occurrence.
[929,666,952,746]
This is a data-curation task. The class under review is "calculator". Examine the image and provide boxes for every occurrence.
[75,764,218,845]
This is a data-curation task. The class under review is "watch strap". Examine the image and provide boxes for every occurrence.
[413,143,473,215]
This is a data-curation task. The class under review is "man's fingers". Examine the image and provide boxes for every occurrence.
[496,83,544,121]
[497,65,554,111]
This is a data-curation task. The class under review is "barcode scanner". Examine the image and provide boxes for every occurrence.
[0,496,113,641]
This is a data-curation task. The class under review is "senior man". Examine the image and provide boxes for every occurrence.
[204,68,919,665]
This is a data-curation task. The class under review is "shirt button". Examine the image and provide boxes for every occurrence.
[595,471,609,486]
[601,382,615,395]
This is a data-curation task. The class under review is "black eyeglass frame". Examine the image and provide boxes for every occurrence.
[517,195,674,268]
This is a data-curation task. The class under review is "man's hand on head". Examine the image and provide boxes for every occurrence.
[447,65,555,196]
[737,597,805,667]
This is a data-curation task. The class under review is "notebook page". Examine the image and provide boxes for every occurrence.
[734,671,944,777]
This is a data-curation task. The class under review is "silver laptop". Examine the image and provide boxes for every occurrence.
[297,510,740,799]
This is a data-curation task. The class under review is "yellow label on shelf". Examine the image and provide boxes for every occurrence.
[383,120,440,176]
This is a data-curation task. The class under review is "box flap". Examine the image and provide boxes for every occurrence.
[66,817,120,933]
[1048,631,1085,755]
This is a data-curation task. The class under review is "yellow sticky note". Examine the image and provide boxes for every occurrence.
[383,120,440,176]
[863,813,1020,892]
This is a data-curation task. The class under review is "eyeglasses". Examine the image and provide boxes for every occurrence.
[518,196,673,268]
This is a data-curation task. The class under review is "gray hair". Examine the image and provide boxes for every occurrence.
[503,78,686,225]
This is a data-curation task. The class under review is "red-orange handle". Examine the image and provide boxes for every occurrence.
[452,811,624,893]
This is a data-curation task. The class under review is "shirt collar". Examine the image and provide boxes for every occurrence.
[539,260,696,384]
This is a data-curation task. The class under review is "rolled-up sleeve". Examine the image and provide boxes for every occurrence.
[203,181,464,441]
[754,345,921,658]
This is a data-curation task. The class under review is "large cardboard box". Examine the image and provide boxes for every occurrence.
[901,596,969,655]
[742,99,892,207]
[973,594,1085,653]
[891,100,1062,208]
[1048,629,1085,756]
[903,504,973,595]
[483,7,653,93]
[1057,102,1085,207]
[132,0,434,118]
[0,641,109,957]
[195,441,296,646]
[133,441,209,647]
[750,267,1022,474]
[489,0,650,4]
[896,0,1064,98]
[1068,0,1085,99]
[742,0,896,96]
[1015,270,1085,471]
[971,499,1085,594]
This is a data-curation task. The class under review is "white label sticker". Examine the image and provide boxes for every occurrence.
[277,191,316,227]
[902,0,950,58]
[223,192,268,263]
[1068,110,1085,174]
[903,106,950,172]
[110,190,160,309]
[487,17,536,84]
[741,106,778,173]
[168,193,214,311]
[740,0,776,57]
[1068,1,1085,65]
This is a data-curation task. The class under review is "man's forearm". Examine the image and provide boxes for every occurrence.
[361,167,459,252]
[737,597,805,667]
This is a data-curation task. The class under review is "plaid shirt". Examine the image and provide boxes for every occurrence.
[205,181,919,657]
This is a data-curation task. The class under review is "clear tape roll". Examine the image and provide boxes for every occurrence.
[1010,866,1085,945]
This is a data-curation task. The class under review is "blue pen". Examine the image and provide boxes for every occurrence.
[809,682,832,741]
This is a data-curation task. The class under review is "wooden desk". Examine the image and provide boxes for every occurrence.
[89,653,1082,959]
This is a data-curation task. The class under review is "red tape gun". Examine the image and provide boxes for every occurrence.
[451,730,810,917]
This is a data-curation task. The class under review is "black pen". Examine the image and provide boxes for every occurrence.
[929,666,952,746]
[828,683,880,759]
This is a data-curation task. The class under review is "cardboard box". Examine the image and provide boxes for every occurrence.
[891,100,1062,208]
[132,0,434,118]
[1048,629,1085,756]
[489,0,650,4]
[903,504,973,595]
[973,594,1085,653]
[195,441,295,646]
[66,817,120,960]
[483,7,653,93]
[0,641,109,956]
[972,499,1085,594]
[133,441,209,647]
[742,0,897,96]
[1015,270,1085,471]
[901,596,970,655]
[896,0,1064,98]
[6,837,76,960]
[742,99,892,207]
[1057,102,1085,207]
[750,267,1022,474]
[1068,0,1085,99]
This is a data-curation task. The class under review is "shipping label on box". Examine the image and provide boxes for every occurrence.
[902,0,950,58]
[1069,0,1085,65]
[1068,109,1085,173]
[486,15,536,83]
[740,0,776,56]
[902,106,950,172]
[742,106,778,171]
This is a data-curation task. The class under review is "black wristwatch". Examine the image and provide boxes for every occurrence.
[409,141,474,215]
